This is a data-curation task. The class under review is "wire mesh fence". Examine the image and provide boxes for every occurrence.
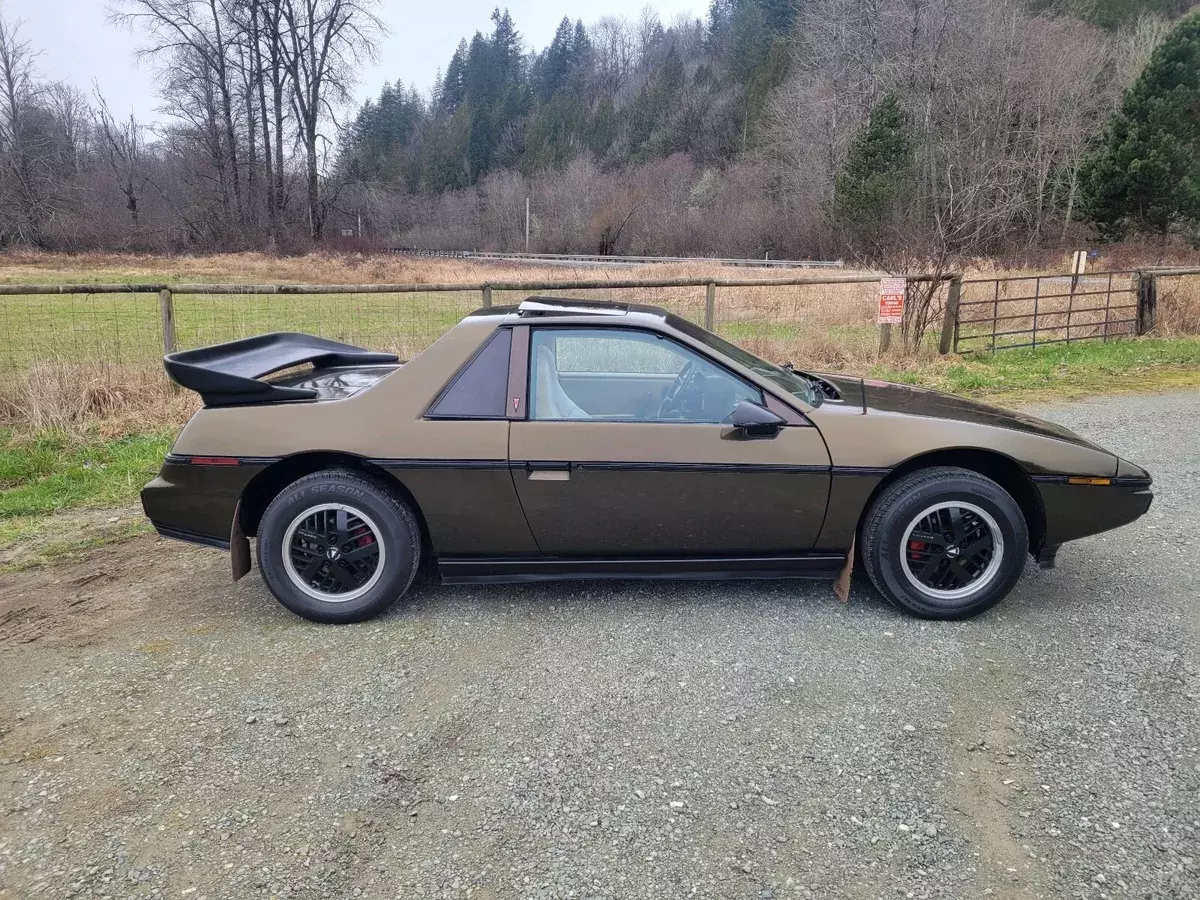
[0,267,1180,390]
[0,290,165,373]
[0,276,888,384]
[171,289,485,362]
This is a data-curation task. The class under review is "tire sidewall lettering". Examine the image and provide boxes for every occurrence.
[257,471,419,624]
[291,484,367,500]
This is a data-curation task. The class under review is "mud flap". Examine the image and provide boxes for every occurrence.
[230,502,251,583]
[832,537,855,603]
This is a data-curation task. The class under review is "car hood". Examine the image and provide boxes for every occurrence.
[819,374,1106,452]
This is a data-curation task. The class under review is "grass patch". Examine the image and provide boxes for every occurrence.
[875,337,1200,401]
[0,429,172,520]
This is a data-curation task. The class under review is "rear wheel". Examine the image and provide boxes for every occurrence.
[861,467,1028,620]
[257,469,420,624]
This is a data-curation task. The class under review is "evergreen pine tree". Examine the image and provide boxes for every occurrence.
[440,40,469,115]
[536,17,575,102]
[830,91,915,251]
[726,1,769,82]
[1079,10,1200,241]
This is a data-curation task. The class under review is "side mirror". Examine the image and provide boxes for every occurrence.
[729,399,786,438]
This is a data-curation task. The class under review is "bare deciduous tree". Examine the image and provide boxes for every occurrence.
[591,15,638,99]
[111,0,246,226]
[0,15,46,244]
[279,0,382,240]
[94,90,148,227]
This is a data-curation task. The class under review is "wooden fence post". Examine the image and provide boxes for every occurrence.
[878,323,892,354]
[705,282,716,330]
[938,275,962,355]
[1136,272,1156,335]
[159,288,176,357]
[159,288,177,391]
[482,284,493,308]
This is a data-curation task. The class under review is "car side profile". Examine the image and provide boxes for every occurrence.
[142,298,1153,623]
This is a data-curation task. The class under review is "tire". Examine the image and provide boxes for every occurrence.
[256,469,420,624]
[861,466,1028,620]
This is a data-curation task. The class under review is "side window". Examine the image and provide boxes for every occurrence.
[427,328,511,419]
[529,328,762,423]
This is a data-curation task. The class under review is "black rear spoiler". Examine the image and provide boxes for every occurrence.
[164,332,399,407]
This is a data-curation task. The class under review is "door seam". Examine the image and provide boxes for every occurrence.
[506,421,545,554]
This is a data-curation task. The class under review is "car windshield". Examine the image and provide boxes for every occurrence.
[668,315,823,407]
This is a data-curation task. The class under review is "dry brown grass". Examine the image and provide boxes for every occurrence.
[1154,274,1200,334]
[0,248,875,288]
[0,363,197,437]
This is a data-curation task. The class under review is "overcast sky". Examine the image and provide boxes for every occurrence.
[0,0,706,127]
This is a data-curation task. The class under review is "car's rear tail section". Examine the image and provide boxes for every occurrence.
[164,332,400,407]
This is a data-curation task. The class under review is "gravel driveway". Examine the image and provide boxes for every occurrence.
[1,390,1197,900]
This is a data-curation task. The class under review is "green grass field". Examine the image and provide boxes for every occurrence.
[0,428,172,519]
[0,428,171,569]
[875,337,1200,399]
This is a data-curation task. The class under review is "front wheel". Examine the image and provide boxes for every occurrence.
[257,469,420,624]
[861,467,1028,620]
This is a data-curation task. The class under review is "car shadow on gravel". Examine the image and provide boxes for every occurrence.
[222,556,1093,629]
[366,569,913,624]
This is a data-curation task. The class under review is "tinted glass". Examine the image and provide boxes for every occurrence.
[428,328,511,418]
[529,328,761,423]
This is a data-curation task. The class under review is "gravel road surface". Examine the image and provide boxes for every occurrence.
[1,390,1197,900]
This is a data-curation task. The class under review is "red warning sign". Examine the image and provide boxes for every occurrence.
[878,277,906,324]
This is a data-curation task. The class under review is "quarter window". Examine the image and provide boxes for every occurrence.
[427,328,511,419]
[529,328,761,423]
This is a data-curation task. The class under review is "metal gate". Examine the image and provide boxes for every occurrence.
[952,271,1143,354]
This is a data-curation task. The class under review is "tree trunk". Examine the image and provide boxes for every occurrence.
[250,0,280,243]
[270,8,286,236]
[209,0,243,224]
[306,123,322,241]
[1061,166,1079,242]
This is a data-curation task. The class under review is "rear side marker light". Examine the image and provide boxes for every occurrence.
[191,456,240,466]
[1068,477,1111,486]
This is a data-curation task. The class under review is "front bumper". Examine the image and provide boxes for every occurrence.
[1034,469,1153,546]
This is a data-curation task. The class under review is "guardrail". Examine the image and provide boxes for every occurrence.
[387,249,846,269]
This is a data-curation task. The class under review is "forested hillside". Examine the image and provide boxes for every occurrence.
[0,0,1197,258]
[336,0,1198,260]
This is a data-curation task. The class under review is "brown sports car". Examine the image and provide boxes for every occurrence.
[142,298,1153,623]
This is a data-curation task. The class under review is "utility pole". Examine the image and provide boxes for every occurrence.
[525,196,530,252]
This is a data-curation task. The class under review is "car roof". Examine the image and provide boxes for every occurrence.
[469,296,673,328]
